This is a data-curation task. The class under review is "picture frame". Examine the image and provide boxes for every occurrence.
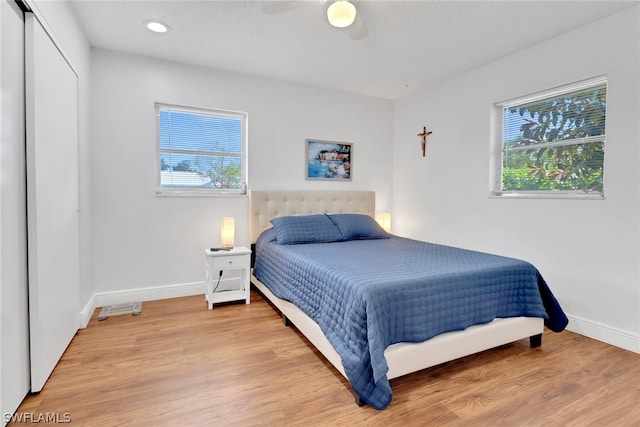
[305,139,352,181]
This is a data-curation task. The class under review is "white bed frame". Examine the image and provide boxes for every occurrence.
[249,190,543,402]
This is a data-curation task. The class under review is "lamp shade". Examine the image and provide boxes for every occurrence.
[327,1,356,28]
[221,217,235,248]
[377,212,391,233]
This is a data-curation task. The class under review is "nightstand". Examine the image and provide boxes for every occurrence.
[204,246,251,309]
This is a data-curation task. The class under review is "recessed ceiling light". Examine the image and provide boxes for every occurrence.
[145,21,170,34]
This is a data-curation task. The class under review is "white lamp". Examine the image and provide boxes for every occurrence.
[327,0,356,28]
[221,217,235,249]
[377,212,391,233]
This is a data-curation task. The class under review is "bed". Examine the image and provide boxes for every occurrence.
[249,190,567,410]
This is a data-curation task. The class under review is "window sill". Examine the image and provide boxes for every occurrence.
[490,191,605,200]
[155,189,248,198]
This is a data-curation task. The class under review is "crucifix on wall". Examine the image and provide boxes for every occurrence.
[417,126,433,157]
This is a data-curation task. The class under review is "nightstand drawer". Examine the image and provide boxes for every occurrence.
[210,254,250,270]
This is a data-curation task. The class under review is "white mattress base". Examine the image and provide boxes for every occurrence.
[251,274,543,381]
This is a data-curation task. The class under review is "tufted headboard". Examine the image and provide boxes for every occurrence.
[249,190,375,243]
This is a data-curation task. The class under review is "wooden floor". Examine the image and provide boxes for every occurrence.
[12,289,640,427]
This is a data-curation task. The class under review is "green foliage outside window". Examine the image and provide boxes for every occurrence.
[196,157,243,189]
[500,81,606,194]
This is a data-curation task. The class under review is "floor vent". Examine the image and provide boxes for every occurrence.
[98,302,142,321]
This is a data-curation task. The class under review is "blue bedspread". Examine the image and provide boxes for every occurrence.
[253,229,568,409]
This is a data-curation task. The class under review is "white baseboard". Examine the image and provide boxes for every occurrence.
[78,284,640,355]
[78,293,96,329]
[566,314,640,354]
[77,281,206,328]
[95,280,206,307]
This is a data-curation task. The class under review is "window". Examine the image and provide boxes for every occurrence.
[155,103,247,196]
[493,76,607,198]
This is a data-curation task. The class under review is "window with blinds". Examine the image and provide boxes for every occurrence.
[493,76,607,198]
[155,103,247,196]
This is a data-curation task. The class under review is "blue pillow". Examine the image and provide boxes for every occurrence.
[270,214,343,244]
[327,213,390,241]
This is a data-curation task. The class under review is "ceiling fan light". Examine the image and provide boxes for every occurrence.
[327,1,356,28]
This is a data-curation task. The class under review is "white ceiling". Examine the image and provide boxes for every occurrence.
[70,0,637,100]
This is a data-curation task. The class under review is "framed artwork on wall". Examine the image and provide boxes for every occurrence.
[305,139,352,181]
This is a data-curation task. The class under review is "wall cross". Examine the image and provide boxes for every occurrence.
[417,126,433,157]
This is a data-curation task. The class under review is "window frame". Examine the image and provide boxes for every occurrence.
[492,76,607,200]
[155,102,248,197]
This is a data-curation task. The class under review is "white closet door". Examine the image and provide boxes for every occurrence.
[25,13,80,393]
[1,0,31,417]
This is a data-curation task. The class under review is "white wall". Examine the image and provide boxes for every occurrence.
[90,49,393,300]
[393,7,640,352]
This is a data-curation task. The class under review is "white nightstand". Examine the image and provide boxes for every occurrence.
[204,246,251,309]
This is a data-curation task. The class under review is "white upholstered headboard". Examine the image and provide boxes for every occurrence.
[249,190,375,243]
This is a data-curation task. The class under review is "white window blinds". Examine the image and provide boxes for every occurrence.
[493,76,607,198]
[155,103,247,196]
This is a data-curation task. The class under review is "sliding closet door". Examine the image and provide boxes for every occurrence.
[25,12,80,392]
[1,0,30,416]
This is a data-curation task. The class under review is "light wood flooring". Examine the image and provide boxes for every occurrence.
[12,288,640,426]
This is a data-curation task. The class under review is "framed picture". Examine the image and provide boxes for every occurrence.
[305,139,352,181]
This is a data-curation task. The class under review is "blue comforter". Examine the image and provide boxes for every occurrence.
[253,229,567,409]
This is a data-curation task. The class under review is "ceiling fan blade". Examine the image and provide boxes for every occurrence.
[348,12,368,40]
[262,1,313,15]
